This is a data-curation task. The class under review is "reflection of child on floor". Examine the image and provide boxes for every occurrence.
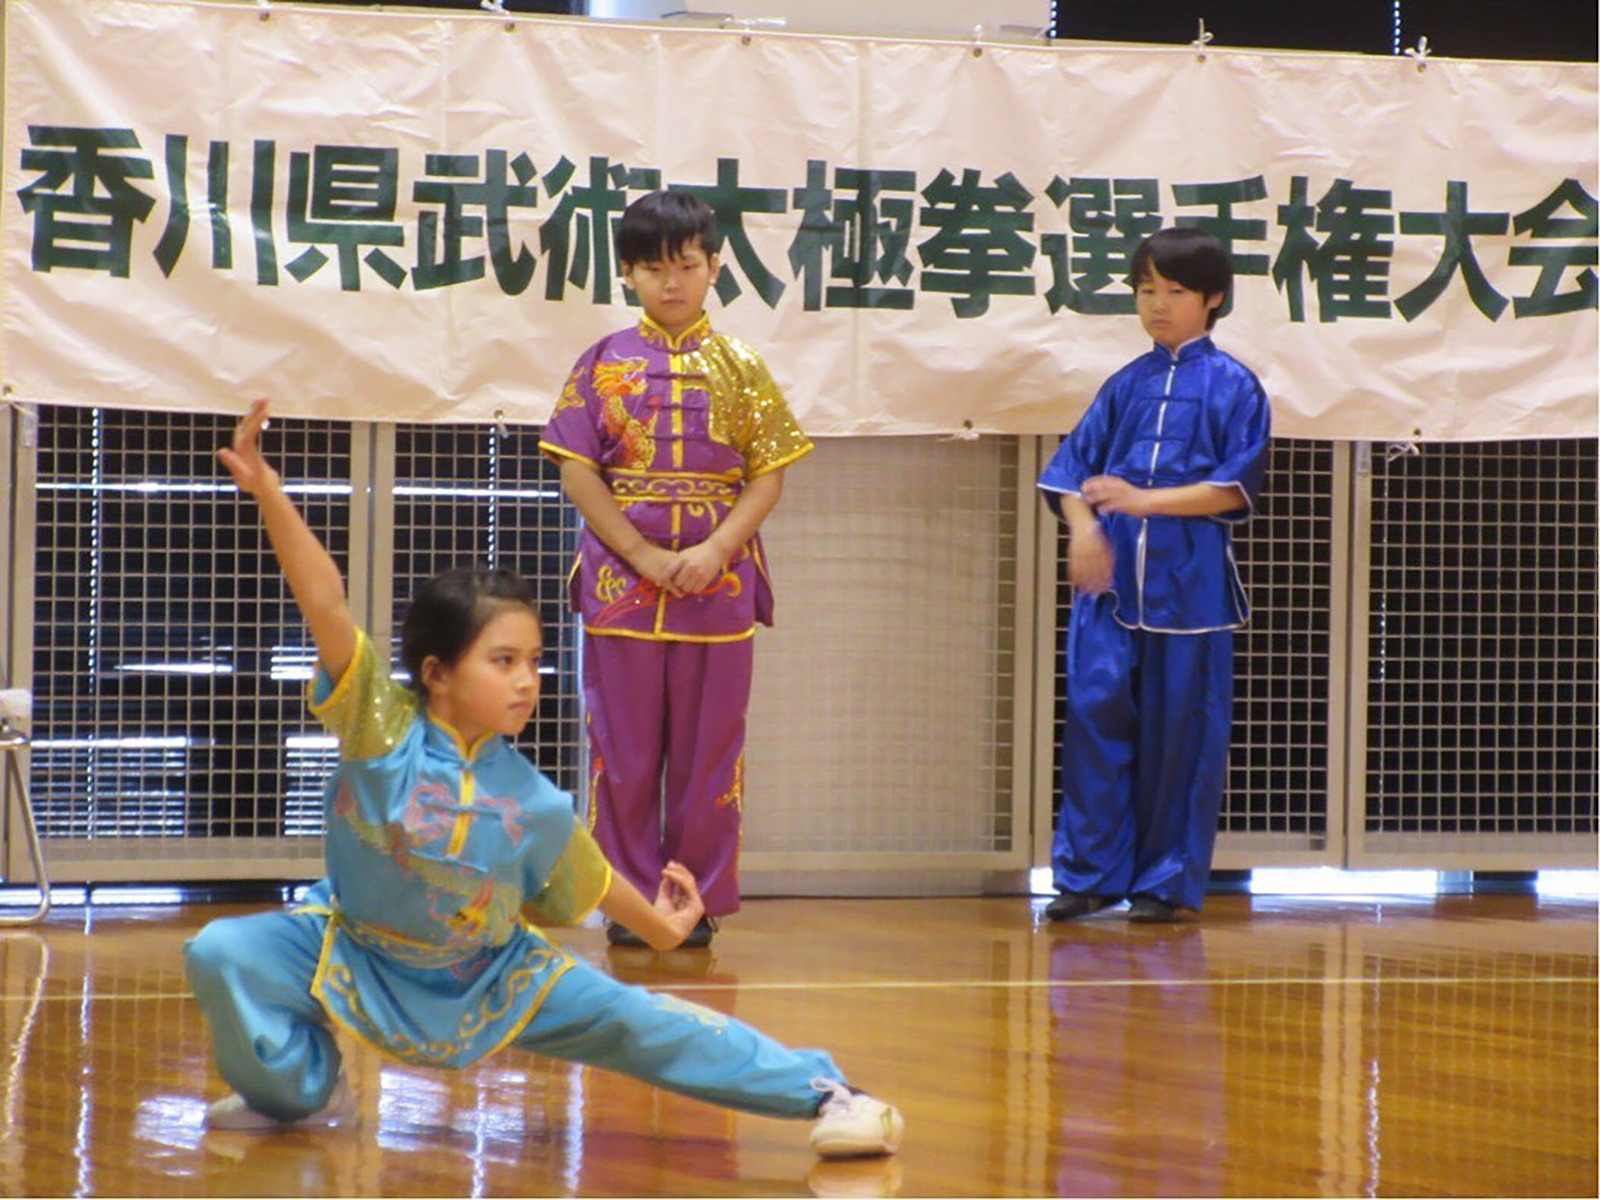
[183,400,900,1159]
[1047,929,1223,1194]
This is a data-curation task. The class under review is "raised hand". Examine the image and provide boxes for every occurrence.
[217,398,356,677]
[217,399,281,499]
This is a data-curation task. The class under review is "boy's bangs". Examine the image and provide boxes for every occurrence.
[617,190,722,264]
[1128,228,1232,298]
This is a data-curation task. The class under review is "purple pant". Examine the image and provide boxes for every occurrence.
[583,634,753,916]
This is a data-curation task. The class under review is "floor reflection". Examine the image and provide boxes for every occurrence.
[1045,923,1226,1196]
[0,896,1592,1197]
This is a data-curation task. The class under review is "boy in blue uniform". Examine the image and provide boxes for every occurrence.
[1038,228,1271,923]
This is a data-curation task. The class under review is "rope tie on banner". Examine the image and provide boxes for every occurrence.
[1384,441,1421,463]
[722,16,786,45]
[1192,19,1214,61]
[941,420,980,442]
[971,25,985,56]
[1405,36,1431,71]
[256,0,271,21]
[492,409,510,441]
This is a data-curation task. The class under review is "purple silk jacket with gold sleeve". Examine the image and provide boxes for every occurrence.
[539,314,813,642]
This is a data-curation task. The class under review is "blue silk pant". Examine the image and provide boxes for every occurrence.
[1052,593,1235,911]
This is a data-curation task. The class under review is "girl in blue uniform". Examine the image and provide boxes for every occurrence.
[1038,229,1271,923]
[184,400,902,1160]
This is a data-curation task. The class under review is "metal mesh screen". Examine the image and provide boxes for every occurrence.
[1049,439,1338,852]
[28,406,348,858]
[388,425,585,795]
[742,436,1021,856]
[1362,439,1598,840]
[1226,441,1337,840]
[12,408,1594,882]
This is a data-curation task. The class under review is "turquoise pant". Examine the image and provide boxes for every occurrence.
[185,910,841,1123]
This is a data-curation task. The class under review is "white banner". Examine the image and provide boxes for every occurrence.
[3,0,1596,439]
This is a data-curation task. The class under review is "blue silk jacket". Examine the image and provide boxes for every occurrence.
[1038,336,1271,632]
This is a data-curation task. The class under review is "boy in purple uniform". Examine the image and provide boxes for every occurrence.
[540,191,812,947]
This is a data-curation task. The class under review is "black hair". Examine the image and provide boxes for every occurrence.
[615,189,722,266]
[399,566,542,695]
[1128,227,1233,327]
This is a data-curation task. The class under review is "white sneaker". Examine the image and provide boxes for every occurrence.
[206,1075,352,1130]
[809,1079,904,1159]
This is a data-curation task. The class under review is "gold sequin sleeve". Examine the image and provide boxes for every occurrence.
[306,629,421,761]
[522,818,614,927]
[700,335,814,477]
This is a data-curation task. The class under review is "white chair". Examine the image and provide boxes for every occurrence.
[0,689,48,925]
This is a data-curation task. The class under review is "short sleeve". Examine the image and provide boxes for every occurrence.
[306,629,419,761]
[539,346,604,469]
[1204,368,1272,524]
[521,818,614,927]
[729,347,813,477]
[1038,375,1119,519]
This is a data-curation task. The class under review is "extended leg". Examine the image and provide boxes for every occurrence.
[518,957,840,1118]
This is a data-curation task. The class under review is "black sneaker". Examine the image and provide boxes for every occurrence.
[1044,892,1108,921]
[680,916,718,949]
[1127,895,1179,923]
[605,921,648,948]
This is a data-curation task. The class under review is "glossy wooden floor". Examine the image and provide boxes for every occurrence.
[0,893,1594,1198]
